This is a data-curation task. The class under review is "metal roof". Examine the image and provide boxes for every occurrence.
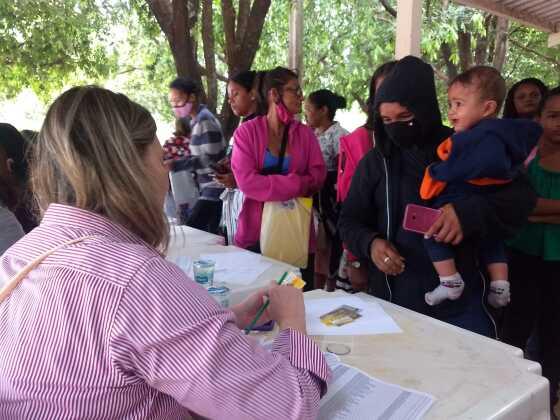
[454,0,560,46]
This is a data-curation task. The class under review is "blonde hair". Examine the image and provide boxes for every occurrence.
[31,86,169,251]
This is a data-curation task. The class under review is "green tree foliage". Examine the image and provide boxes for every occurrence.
[2,0,560,126]
[0,0,118,101]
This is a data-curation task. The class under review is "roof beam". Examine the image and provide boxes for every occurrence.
[454,0,557,33]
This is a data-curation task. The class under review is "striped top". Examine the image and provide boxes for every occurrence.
[187,105,227,201]
[0,204,330,419]
[220,188,244,245]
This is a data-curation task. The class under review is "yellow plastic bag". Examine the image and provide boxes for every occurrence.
[260,197,312,268]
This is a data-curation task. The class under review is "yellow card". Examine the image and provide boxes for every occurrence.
[283,272,306,289]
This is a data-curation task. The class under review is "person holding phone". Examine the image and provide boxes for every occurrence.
[419,66,540,307]
[216,70,267,244]
[337,61,397,292]
[168,77,227,234]
[338,56,536,336]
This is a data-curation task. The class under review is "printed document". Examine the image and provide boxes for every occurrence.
[319,354,435,420]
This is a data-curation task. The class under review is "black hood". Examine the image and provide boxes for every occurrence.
[373,56,450,157]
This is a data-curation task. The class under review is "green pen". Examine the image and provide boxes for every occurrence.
[243,271,288,335]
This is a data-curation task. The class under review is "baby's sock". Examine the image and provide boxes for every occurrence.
[425,273,465,306]
[488,280,510,308]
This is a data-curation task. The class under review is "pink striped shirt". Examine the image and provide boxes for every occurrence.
[0,204,330,419]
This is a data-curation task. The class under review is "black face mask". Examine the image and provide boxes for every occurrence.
[384,119,422,149]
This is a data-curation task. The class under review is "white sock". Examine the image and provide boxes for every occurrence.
[488,280,510,308]
[425,273,465,306]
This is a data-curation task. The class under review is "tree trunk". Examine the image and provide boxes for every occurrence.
[148,0,271,139]
[492,17,509,72]
[440,42,458,81]
[474,14,492,65]
[147,0,207,104]
[201,0,217,112]
[219,0,272,139]
[457,31,472,72]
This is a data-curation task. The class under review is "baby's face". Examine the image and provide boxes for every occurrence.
[447,83,492,133]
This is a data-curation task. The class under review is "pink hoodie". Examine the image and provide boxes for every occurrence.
[231,116,327,250]
[337,126,374,203]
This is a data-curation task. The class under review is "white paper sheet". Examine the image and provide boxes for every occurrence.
[305,296,402,335]
[200,252,273,285]
[319,355,435,420]
[169,252,273,286]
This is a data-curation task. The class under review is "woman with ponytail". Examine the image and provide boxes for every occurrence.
[231,67,326,288]
[304,89,348,289]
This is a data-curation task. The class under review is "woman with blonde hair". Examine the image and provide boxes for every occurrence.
[0,86,329,418]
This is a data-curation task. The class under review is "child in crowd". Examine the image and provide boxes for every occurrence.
[165,118,198,223]
[163,118,191,162]
[420,66,542,307]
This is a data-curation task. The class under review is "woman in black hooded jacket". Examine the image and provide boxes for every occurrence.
[338,56,536,336]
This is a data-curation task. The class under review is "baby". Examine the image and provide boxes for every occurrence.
[420,66,541,308]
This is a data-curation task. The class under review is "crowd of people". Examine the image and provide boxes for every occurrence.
[0,54,558,417]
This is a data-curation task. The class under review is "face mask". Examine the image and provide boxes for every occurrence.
[275,101,294,125]
[384,119,422,149]
[173,102,193,119]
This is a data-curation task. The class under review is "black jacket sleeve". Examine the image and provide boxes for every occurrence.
[453,172,537,240]
[338,152,383,260]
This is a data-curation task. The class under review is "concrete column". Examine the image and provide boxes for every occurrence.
[549,32,560,47]
[288,0,304,82]
[395,0,422,59]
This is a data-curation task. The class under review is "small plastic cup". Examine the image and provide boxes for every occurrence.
[193,259,215,286]
[208,285,230,308]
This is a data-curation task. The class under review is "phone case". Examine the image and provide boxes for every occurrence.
[402,204,442,234]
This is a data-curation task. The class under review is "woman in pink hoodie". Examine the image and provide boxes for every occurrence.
[337,61,396,292]
[231,67,326,288]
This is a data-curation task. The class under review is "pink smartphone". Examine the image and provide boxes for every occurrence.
[403,204,442,234]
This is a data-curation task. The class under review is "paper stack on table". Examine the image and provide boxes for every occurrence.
[319,352,435,420]
[305,295,402,335]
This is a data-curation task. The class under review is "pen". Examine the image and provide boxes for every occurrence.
[243,271,288,334]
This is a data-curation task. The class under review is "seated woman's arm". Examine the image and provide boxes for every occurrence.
[231,124,326,202]
[110,258,330,420]
[452,173,538,240]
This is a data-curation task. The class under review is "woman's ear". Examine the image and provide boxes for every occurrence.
[269,88,280,104]
[249,88,257,102]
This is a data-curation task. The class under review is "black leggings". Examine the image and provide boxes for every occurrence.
[186,199,222,235]
[501,247,560,406]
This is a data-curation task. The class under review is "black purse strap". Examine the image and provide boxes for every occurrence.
[275,123,290,173]
[261,123,290,176]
